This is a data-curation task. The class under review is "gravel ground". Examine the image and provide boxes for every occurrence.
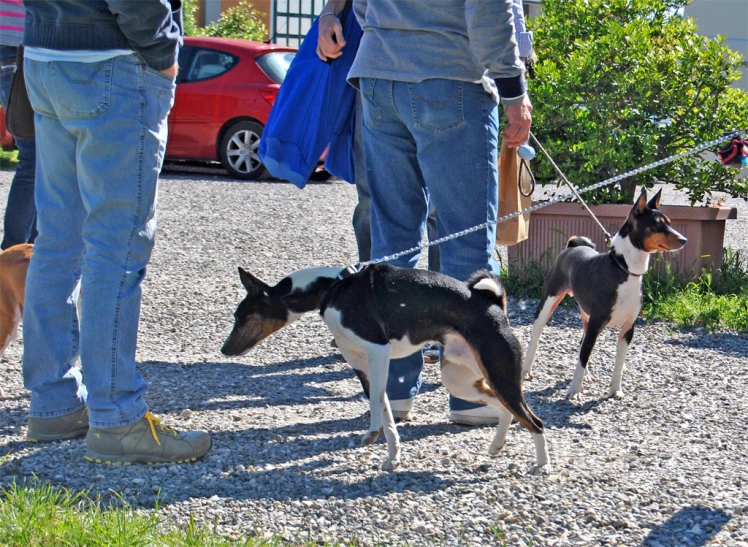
[1,166,747,546]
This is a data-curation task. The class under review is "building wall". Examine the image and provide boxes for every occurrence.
[683,0,748,91]
[201,0,273,41]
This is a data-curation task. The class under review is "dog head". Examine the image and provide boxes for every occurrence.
[221,268,291,356]
[620,188,687,253]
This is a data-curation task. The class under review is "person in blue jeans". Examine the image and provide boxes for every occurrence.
[345,0,534,425]
[316,3,440,272]
[21,0,210,464]
[0,0,37,249]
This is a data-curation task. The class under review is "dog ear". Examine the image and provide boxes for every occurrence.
[238,267,268,295]
[647,188,662,209]
[631,188,648,216]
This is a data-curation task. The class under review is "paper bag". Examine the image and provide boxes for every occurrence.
[496,140,533,246]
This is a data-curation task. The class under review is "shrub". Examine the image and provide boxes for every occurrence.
[528,0,748,204]
[182,0,267,42]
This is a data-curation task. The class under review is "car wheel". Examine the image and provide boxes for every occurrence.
[219,120,269,180]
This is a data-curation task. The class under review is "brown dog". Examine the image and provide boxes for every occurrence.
[0,243,32,396]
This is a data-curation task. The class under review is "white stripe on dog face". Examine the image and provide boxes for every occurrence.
[287,268,343,292]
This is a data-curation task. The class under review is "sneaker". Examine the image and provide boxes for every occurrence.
[423,344,440,364]
[390,398,414,422]
[84,411,211,465]
[27,407,89,443]
[449,405,502,426]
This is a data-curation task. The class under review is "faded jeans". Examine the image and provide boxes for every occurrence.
[352,92,440,270]
[22,54,175,427]
[360,77,500,411]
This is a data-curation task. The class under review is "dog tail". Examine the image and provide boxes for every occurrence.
[567,236,596,249]
[467,270,507,312]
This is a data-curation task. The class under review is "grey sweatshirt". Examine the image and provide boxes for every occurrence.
[348,0,527,103]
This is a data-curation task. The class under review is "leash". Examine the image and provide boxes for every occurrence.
[528,132,613,245]
[352,128,748,270]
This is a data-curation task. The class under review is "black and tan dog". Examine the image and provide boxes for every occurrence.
[522,188,687,400]
[222,264,551,474]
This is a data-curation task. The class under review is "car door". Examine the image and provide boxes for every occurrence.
[166,45,237,161]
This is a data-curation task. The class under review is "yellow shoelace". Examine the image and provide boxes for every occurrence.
[144,412,179,446]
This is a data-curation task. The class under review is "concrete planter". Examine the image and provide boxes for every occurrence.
[506,201,738,278]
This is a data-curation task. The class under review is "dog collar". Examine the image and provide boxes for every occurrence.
[609,251,643,277]
[337,264,361,280]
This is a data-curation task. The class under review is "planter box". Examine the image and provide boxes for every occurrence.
[506,201,737,278]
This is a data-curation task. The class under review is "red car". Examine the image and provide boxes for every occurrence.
[167,36,296,180]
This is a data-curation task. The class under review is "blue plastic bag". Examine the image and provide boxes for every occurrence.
[259,5,362,188]
[323,102,356,183]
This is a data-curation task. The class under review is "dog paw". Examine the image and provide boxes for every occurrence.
[488,441,506,456]
[607,389,625,400]
[361,429,380,446]
[566,387,583,401]
[527,462,552,476]
[382,457,401,472]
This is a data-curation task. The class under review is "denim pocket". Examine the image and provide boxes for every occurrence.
[55,59,113,117]
[409,80,464,132]
[361,78,382,129]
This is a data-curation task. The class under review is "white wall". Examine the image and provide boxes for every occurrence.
[683,0,748,91]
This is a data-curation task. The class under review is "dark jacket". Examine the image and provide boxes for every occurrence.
[22,0,183,71]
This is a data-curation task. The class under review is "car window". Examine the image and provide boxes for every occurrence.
[181,47,238,82]
[256,52,295,84]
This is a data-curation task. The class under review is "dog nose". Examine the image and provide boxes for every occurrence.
[677,235,687,246]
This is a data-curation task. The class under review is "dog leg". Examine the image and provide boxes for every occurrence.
[488,405,513,455]
[608,324,634,399]
[335,340,372,399]
[579,309,595,382]
[567,316,606,400]
[523,294,565,379]
[528,432,552,475]
[0,317,20,398]
[490,382,551,475]
[362,344,401,470]
[380,391,401,471]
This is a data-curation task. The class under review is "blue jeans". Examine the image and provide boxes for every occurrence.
[22,54,175,427]
[0,45,37,249]
[352,91,440,270]
[360,78,500,411]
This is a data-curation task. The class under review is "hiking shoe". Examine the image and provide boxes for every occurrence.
[423,344,440,364]
[27,407,89,442]
[449,405,502,426]
[390,398,414,422]
[84,411,211,465]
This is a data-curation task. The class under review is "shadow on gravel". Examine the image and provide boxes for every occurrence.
[664,334,748,358]
[138,359,440,413]
[206,417,469,468]
[643,505,731,546]
[525,380,606,430]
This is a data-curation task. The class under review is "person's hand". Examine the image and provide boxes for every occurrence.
[501,96,533,147]
[316,13,346,61]
[160,61,178,80]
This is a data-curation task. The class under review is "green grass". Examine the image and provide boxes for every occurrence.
[641,248,748,331]
[0,480,281,547]
[501,247,748,332]
[0,480,533,547]
[0,148,18,169]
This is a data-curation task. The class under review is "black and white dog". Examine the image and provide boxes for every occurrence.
[522,188,687,399]
[222,264,551,474]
